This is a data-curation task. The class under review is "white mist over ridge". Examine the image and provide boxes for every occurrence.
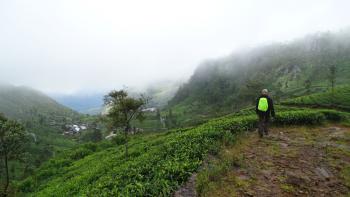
[0,0,350,94]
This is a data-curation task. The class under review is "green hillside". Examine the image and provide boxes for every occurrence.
[0,84,82,151]
[167,31,350,125]
[18,106,349,196]
[0,84,80,123]
[282,85,350,110]
[0,84,82,182]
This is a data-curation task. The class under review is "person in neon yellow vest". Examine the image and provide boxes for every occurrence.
[256,89,275,138]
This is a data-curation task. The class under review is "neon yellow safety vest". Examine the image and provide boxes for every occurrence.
[258,97,269,112]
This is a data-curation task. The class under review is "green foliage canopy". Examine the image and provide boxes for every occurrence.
[0,114,28,196]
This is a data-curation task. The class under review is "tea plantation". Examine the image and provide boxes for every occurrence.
[18,106,349,196]
[282,86,350,110]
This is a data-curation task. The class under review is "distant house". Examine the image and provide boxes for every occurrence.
[142,107,157,112]
[73,125,80,132]
[63,124,88,135]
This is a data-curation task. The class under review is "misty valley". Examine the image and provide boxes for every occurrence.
[1,30,350,196]
[1,1,350,196]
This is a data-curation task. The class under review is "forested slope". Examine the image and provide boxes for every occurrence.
[167,31,350,125]
[0,84,81,181]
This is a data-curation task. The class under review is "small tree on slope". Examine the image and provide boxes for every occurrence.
[104,90,147,158]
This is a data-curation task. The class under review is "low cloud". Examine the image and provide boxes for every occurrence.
[0,0,349,94]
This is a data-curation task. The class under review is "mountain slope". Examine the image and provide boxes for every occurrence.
[0,84,80,180]
[168,31,350,124]
[0,84,80,123]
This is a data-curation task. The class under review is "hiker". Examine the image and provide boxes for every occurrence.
[256,89,275,138]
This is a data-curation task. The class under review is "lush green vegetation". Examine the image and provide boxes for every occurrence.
[167,31,350,125]
[131,112,165,132]
[18,107,348,196]
[282,86,350,110]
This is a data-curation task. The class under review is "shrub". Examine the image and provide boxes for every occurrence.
[112,135,127,145]
[274,111,326,125]
[69,147,93,160]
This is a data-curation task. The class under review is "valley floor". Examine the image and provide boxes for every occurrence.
[179,125,350,197]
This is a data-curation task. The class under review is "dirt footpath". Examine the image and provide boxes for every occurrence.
[182,125,350,197]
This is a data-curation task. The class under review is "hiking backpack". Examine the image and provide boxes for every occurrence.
[258,97,269,112]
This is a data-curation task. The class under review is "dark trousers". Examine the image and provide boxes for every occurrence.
[258,114,270,137]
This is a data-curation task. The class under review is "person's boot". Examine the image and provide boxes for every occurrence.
[264,130,269,136]
[259,130,264,138]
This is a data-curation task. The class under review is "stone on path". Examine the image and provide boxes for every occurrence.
[315,167,332,180]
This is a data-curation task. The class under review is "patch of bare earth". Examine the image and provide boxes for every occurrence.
[181,125,350,197]
[174,173,197,197]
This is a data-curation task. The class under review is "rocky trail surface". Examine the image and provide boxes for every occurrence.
[176,125,350,197]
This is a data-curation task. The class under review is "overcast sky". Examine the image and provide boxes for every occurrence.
[0,0,349,94]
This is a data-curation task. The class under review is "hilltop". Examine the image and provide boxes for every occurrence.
[0,84,80,122]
